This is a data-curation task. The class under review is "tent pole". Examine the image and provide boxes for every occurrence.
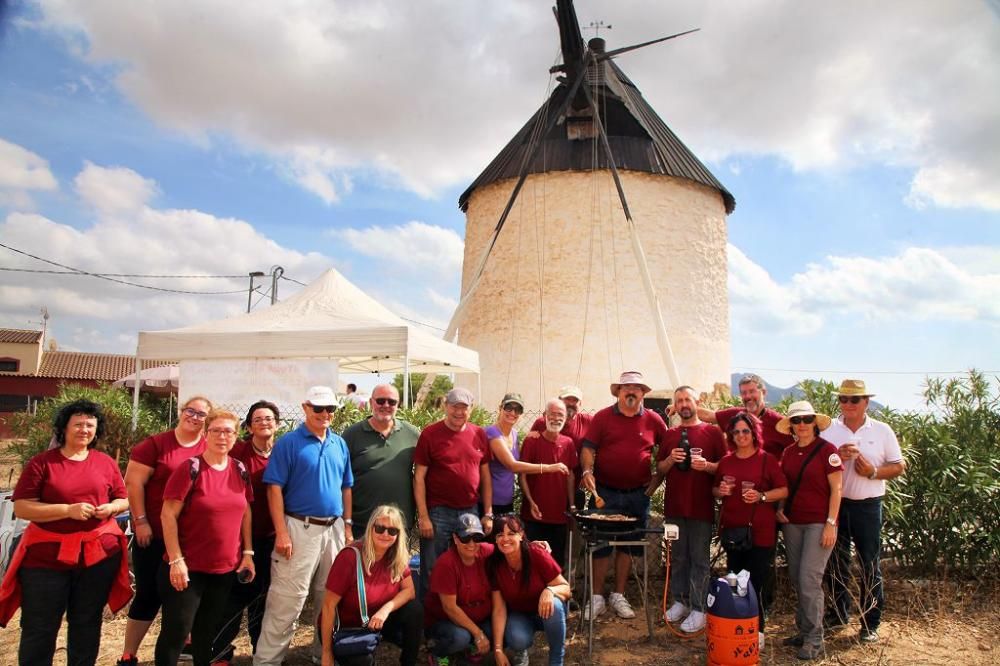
[403,353,410,408]
[131,350,141,431]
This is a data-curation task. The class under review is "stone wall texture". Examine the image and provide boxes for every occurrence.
[456,169,730,412]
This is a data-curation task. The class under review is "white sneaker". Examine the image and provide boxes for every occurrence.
[608,592,636,619]
[758,631,766,651]
[664,600,690,623]
[583,594,606,620]
[680,609,706,633]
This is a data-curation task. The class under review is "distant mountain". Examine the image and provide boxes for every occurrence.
[731,373,804,403]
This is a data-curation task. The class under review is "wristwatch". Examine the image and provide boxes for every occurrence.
[868,469,878,480]
[825,517,837,526]
[759,491,767,504]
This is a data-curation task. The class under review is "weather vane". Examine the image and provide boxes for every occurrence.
[586,20,611,37]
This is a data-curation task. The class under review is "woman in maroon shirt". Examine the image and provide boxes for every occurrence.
[155,409,254,666]
[488,515,571,666]
[775,401,843,661]
[7,399,129,665]
[320,505,422,666]
[713,412,788,646]
[118,395,211,666]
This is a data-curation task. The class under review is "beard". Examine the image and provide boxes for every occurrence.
[623,393,639,408]
[678,407,694,420]
[546,420,565,434]
[565,405,578,419]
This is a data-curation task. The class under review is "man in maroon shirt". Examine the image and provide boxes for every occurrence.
[580,371,668,620]
[698,373,794,458]
[414,387,493,598]
[656,386,726,633]
[529,385,593,503]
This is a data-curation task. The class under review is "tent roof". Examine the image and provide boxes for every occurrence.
[136,269,479,374]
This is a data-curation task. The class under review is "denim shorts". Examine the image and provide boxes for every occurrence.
[592,483,650,558]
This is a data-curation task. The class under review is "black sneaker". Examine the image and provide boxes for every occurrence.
[117,655,139,666]
[179,639,194,662]
[782,635,804,647]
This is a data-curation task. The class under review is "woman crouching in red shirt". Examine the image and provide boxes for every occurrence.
[488,515,571,666]
[2,399,130,665]
[714,412,788,649]
[155,409,254,665]
[320,504,423,666]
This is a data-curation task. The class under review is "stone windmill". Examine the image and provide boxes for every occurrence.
[439,0,735,411]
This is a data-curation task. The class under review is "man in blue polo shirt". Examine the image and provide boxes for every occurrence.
[254,386,354,666]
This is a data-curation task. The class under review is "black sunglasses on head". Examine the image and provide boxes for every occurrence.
[373,524,400,536]
[838,396,865,404]
[457,533,484,544]
[374,397,398,406]
[309,404,337,414]
[789,415,816,425]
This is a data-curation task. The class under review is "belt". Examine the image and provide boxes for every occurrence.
[285,512,339,527]
[841,497,883,505]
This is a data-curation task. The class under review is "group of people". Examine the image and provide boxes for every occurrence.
[0,370,903,665]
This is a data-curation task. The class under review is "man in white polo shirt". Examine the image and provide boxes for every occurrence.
[822,379,905,644]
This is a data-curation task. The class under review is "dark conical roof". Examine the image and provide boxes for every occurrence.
[458,27,735,214]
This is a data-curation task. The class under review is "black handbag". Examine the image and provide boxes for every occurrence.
[719,454,767,552]
[333,546,382,658]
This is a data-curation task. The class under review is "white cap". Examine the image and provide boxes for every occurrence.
[304,385,340,407]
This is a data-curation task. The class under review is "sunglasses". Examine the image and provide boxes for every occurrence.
[502,403,524,415]
[373,524,400,537]
[374,397,399,406]
[183,407,208,420]
[789,415,816,425]
[309,404,337,414]
[457,533,484,544]
[838,396,865,404]
[731,428,752,436]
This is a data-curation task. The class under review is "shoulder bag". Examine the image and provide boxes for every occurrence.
[332,545,382,658]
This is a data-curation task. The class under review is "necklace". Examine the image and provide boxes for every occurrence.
[252,441,273,457]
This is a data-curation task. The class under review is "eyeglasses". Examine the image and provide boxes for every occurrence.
[731,428,752,436]
[457,533,484,544]
[838,396,865,404]
[309,404,337,414]
[183,407,208,420]
[789,415,816,425]
[373,524,400,536]
[502,403,524,415]
[251,416,276,425]
[374,397,398,407]
[207,427,237,437]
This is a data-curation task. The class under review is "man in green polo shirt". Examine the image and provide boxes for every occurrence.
[343,383,420,530]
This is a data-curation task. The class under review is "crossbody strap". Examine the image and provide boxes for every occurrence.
[353,545,369,626]
[784,442,824,518]
[721,451,768,528]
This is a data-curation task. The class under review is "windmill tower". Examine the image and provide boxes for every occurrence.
[452,0,735,411]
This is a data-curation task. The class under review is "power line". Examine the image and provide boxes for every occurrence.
[279,274,308,287]
[735,366,999,376]
[0,267,246,278]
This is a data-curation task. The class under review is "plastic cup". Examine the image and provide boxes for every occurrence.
[722,475,736,495]
[741,481,755,494]
[690,447,703,457]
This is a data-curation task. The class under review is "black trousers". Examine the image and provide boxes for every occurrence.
[524,520,569,571]
[154,566,233,666]
[211,535,275,660]
[17,552,121,666]
[128,537,166,621]
[724,545,776,632]
[336,599,424,666]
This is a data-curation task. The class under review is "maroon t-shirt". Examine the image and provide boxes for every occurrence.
[424,543,494,626]
[130,430,206,538]
[230,439,274,538]
[325,542,410,628]
[530,412,593,487]
[490,544,562,614]
[717,407,795,459]
[519,434,578,524]
[655,423,726,522]
[413,421,490,509]
[582,406,668,489]
[162,456,252,574]
[716,449,788,547]
[780,438,843,524]
[12,448,127,569]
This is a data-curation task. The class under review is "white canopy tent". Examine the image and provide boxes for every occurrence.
[132,268,479,424]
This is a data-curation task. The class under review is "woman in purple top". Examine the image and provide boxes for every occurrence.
[485,393,569,515]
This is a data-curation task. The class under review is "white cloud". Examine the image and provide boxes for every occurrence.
[729,243,1000,333]
[30,1,1000,210]
[74,162,158,215]
[0,137,58,208]
[338,220,464,279]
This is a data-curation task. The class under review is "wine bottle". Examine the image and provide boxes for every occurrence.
[677,428,692,471]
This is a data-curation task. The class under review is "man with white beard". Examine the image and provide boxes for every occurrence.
[519,398,578,569]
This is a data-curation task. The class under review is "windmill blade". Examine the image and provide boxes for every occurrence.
[597,28,699,61]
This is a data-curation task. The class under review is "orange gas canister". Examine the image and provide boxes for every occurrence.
[705,576,759,666]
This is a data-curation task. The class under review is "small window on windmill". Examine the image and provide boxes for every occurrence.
[566,108,597,141]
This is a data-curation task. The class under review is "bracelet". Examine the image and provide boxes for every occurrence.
[581,469,594,477]
[344,518,354,525]
[242,550,255,555]
[483,513,494,519]
[169,556,185,566]
[494,648,503,653]
[825,517,837,526]
[539,463,543,474]
[869,469,878,480]
[134,514,148,523]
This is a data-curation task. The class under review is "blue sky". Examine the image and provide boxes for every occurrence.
[1,0,998,410]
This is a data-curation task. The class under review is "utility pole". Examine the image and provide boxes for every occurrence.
[247,271,266,312]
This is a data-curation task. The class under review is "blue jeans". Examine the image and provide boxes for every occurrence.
[829,497,884,631]
[665,516,713,612]
[419,505,475,598]
[18,552,121,666]
[426,619,491,657]
[502,599,567,665]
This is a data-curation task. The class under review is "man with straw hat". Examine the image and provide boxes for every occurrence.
[821,380,905,644]
[579,371,668,620]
